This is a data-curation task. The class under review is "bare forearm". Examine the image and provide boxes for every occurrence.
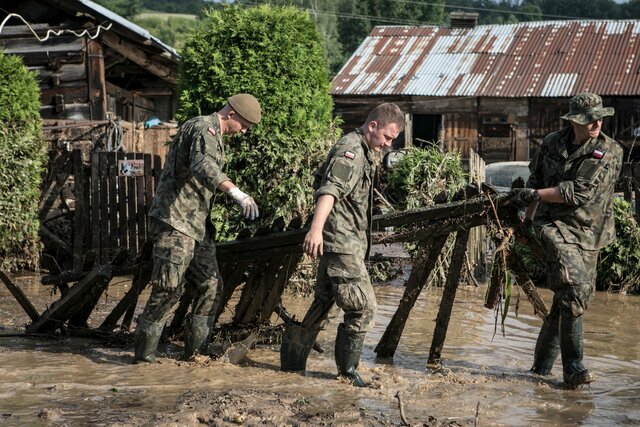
[310,195,335,232]
[537,187,564,204]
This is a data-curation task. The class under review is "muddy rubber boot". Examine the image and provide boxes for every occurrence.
[530,311,560,375]
[183,314,213,359]
[133,317,164,364]
[560,315,595,388]
[335,323,367,388]
[280,323,320,372]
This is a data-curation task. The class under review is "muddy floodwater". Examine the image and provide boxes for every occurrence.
[0,271,639,426]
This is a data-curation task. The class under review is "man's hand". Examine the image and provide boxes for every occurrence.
[303,229,323,258]
[508,188,539,209]
[228,188,259,220]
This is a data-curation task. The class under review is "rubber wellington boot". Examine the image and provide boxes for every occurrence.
[183,314,213,359]
[335,323,367,388]
[530,310,560,375]
[280,323,320,372]
[560,315,595,388]
[133,317,165,364]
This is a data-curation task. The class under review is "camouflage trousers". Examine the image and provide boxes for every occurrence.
[140,219,223,324]
[301,252,376,334]
[540,225,599,318]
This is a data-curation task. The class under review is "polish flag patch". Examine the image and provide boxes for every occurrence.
[344,151,356,159]
[592,149,604,159]
[207,127,217,136]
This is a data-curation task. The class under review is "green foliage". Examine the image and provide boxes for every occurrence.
[92,0,142,19]
[597,198,640,294]
[132,16,205,50]
[178,5,339,239]
[0,52,46,271]
[385,146,466,210]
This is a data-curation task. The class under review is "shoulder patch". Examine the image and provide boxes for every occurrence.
[592,149,604,159]
[344,151,356,160]
[207,127,217,137]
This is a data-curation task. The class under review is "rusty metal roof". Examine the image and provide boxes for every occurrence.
[331,20,640,97]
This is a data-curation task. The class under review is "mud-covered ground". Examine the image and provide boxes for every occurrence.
[1,271,640,426]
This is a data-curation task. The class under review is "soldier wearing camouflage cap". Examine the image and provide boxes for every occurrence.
[133,93,262,363]
[280,103,404,387]
[509,92,623,388]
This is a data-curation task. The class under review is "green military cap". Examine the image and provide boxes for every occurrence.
[561,92,614,125]
[227,93,261,125]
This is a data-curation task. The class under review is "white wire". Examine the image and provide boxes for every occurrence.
[0,12,112,41]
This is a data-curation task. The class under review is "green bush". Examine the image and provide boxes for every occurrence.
[177,4,339,239]
[0,51,46,271]
[597,198,640,294]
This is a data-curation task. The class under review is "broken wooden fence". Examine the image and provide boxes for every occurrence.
[8,189,544,367]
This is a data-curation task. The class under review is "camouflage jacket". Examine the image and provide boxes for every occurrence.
[315,129,375,256]
[149,114,229,241]
[527,127,624,250]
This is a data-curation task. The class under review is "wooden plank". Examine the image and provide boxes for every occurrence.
[67,268,113,328]
[258,253,304,323]
[91,152,100,262]
[214,261,250,324]
[27,265,112,334]
[136,153,147,249]
[233,260,269,324]
[239,258,285,324]
[107,152,119,255]
[126,152,138,256]
[40,84,89,105]
[40,225,72,256]
[0,270,40,322]
[117,151,128,253]
[72,150,85,269]
[428,228,470,366]
[85,39,107,120]
[99,152,109,263]
[143,153,153,243]
[153,154,163,191]
[375,235,449,358]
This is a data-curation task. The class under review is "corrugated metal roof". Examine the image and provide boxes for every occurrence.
[331,20,640,97]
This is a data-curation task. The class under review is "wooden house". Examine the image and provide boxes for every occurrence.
[331,15,640,163]
[0,0,179,123]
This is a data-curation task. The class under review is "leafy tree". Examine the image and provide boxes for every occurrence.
[178,5,339,239]
[92,0,141,19]
[132,16,206,51]
[0,52,46,271]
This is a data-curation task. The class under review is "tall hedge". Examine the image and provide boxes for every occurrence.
[177,5,339,238]
[0,51,46,271]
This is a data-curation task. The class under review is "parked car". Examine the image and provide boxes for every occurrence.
[484,161,530,192]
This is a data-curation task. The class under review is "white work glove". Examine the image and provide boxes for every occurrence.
[228,187,259,220]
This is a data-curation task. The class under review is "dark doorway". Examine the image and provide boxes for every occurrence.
[413,114,442,147]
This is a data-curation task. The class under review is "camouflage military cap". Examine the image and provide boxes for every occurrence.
[561,92,614,125]
[228,93,261,124]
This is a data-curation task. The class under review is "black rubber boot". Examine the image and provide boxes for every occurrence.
[335,323,367,388]
[530,310,560,375]
[280,323,319,372]
[133,317,164,364]
[183,314,213,359]
[560,315,595,388]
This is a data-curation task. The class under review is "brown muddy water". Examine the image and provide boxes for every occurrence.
[0,270,639,426]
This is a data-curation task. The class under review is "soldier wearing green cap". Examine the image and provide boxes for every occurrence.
[133,93,262,363]
[509,92,623,388]
[280,103,404,387]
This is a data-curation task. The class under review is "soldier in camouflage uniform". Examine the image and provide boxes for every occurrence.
[509,92,623,388]
[280,103,404,387]
[133,94,262,363]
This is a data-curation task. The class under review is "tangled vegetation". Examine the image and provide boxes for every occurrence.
[385,146,466,210]
[0,51,46,271]
[177,5,339,239]
[597,198,640,294]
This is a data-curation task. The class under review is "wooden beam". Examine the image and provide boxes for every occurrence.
[428,228,470,366]
[0,270,40,322]
[102,32,178,84]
